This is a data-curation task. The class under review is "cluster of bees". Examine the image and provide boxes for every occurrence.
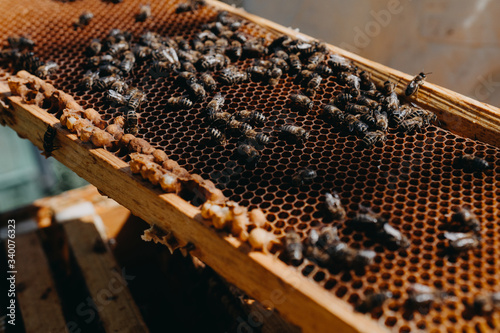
[0,36,58,79]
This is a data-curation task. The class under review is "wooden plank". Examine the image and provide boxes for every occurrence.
[10,231,67,333]
[208,0,500,149]
[0,90,387,333]
[62,217,149,333]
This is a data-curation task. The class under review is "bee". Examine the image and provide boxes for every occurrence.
[136,4,151,22]
[268,35,292,53]
[345,104,370,115]
[88,54,117,68]
[35,61,58,79]
[177,71,197,87]
[279,124,310,142]
[408,105,437,125]
[266,66,282,86]
[177,49,201,64]
[292,168,317,186]
[214,38,229,54]
[345,114,369,135]
[127,89,147,110]
[444,231,480,252]
[228,119,252,135]
[73,11,94,29]
[383,80,396,95]
[219,67,248,85]
[236,143,260,166]
[132,44,151,59]
[99,64,122,76]
[377,223,410,248]
[399,116,424,133]
[473,292,500,315]
[355,291,393,313]
[8,36,35,49]
[360,111,376,127]
[306,52,325,70]
[110,80,129,94]
[406,284,447,313]
[233,110,264,125]
[391,105,412,125]
[125,108,138,135]
[351,208,385,231]
[321,104,345,124]
[362,130,387,147]
[288,53,302,72]
[374,108,388,131]
[452,207,480,232]
[333,93,354,108]
[243,129,270,146]
[316,226,339,249]
[209,112,232,126]
[208,127,226,145]
[106,89,128,105]
[290,92,313,112]
[356,95,379,108]
[42,125,58,157]
[206,93,224,116]
[284,231,304,266]
[453,154,490,172]
[187,81,206,101]
[198,53,228,71]
[269,56,289,71]
[79,70,100,90]
[306,73,322,91]
[94,74,121,91]
[242,38,267,57]
[324,192,346,220]
[86,38,102,56]
[246,66,267,80]
[226,40,242,60]
[405,72,430,97]
[167,96,193,109]
[199,73,217,92]
[108,40,130,57]
[350,249,376,270]
[359,71,376,91]
[327,54,354,72]
[314,63,333,76]
[120,51,136,73]
[340,73,361,92]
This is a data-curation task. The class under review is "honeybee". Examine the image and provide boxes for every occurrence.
[125,108,138,135]
[226,40,242,59]
[288,53,302,72]
[345,103,370,115]
[399,116,423,133]
[106,89,128,105]
[236,143,260,166]
[214,38,229,54]
[350,250,376,270]
[120,51,136,73]
[306,73,322,91]
[284,231,303,266]
[180,61,196,73]
[73,11,94,29]
[473,292,500,315]
[206,93,224,115]
[359,71,376,91]
[266,66,282,86]
[167,96,193,109]
[88,54,117,67]
[8,36,35,49]
[290,92,313,112]
[406,283,448,313]
[94,74,121,91]
[219,66,248,85]
[453,154,490,172]
[209,127,226,145]
[327,54,354,72]
[316,226,339,249]
[209,112,232,126]
[86,39,102,56]
[377,223,410,248]
[108,40,130,57]
[199,73,217,92]
[383,92,399,113]
[243,130,270,146]
[324,192,346,220]
[198,53,228,71]
[314,63,333,76]
[79,70,100,90]
[405,72,430,97]
[110,80,129,94]
[351,208,385,231]
[408,105,437,125]
[99,64,123,76]
[246,66,267,81]
[187,81,206,101]
[360,111,376,127]
[355,291,393,313]
[374,108,388,131]
[127,89,147,110]
[362,130,387,147]
[177,71,197,87]
[321,104,345,124]
[306,52,325,70]
[391,105,412,125]
[340,73,361,94]
[332,93,353,108]
[452,207,480,232]
[132,44,151,59]
[228,119,252,135]
[444,231,480,252]
[279,124,310,142]
[356,95,379,108]
[136,4,151,22]
[233,110,266,125]
[35,61,58,79]
[344,114,369,135]
[42,125,58,157]
[292,168,317,186]
[269,56,289,71]
[242,38,267,57]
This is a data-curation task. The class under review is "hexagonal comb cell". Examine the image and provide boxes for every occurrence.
[1,0,500,332]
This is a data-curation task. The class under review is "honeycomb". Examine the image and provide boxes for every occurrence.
[1,0,500,332]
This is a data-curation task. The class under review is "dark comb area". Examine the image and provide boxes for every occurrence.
[1,0,500,332]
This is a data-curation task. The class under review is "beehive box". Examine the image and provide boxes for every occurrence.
[1,0,500,332]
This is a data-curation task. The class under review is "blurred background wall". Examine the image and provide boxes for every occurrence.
[1,0,499,212]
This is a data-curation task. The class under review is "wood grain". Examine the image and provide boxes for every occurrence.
[9,231,68,333]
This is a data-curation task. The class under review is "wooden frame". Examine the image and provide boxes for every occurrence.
[1,1,500,332]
